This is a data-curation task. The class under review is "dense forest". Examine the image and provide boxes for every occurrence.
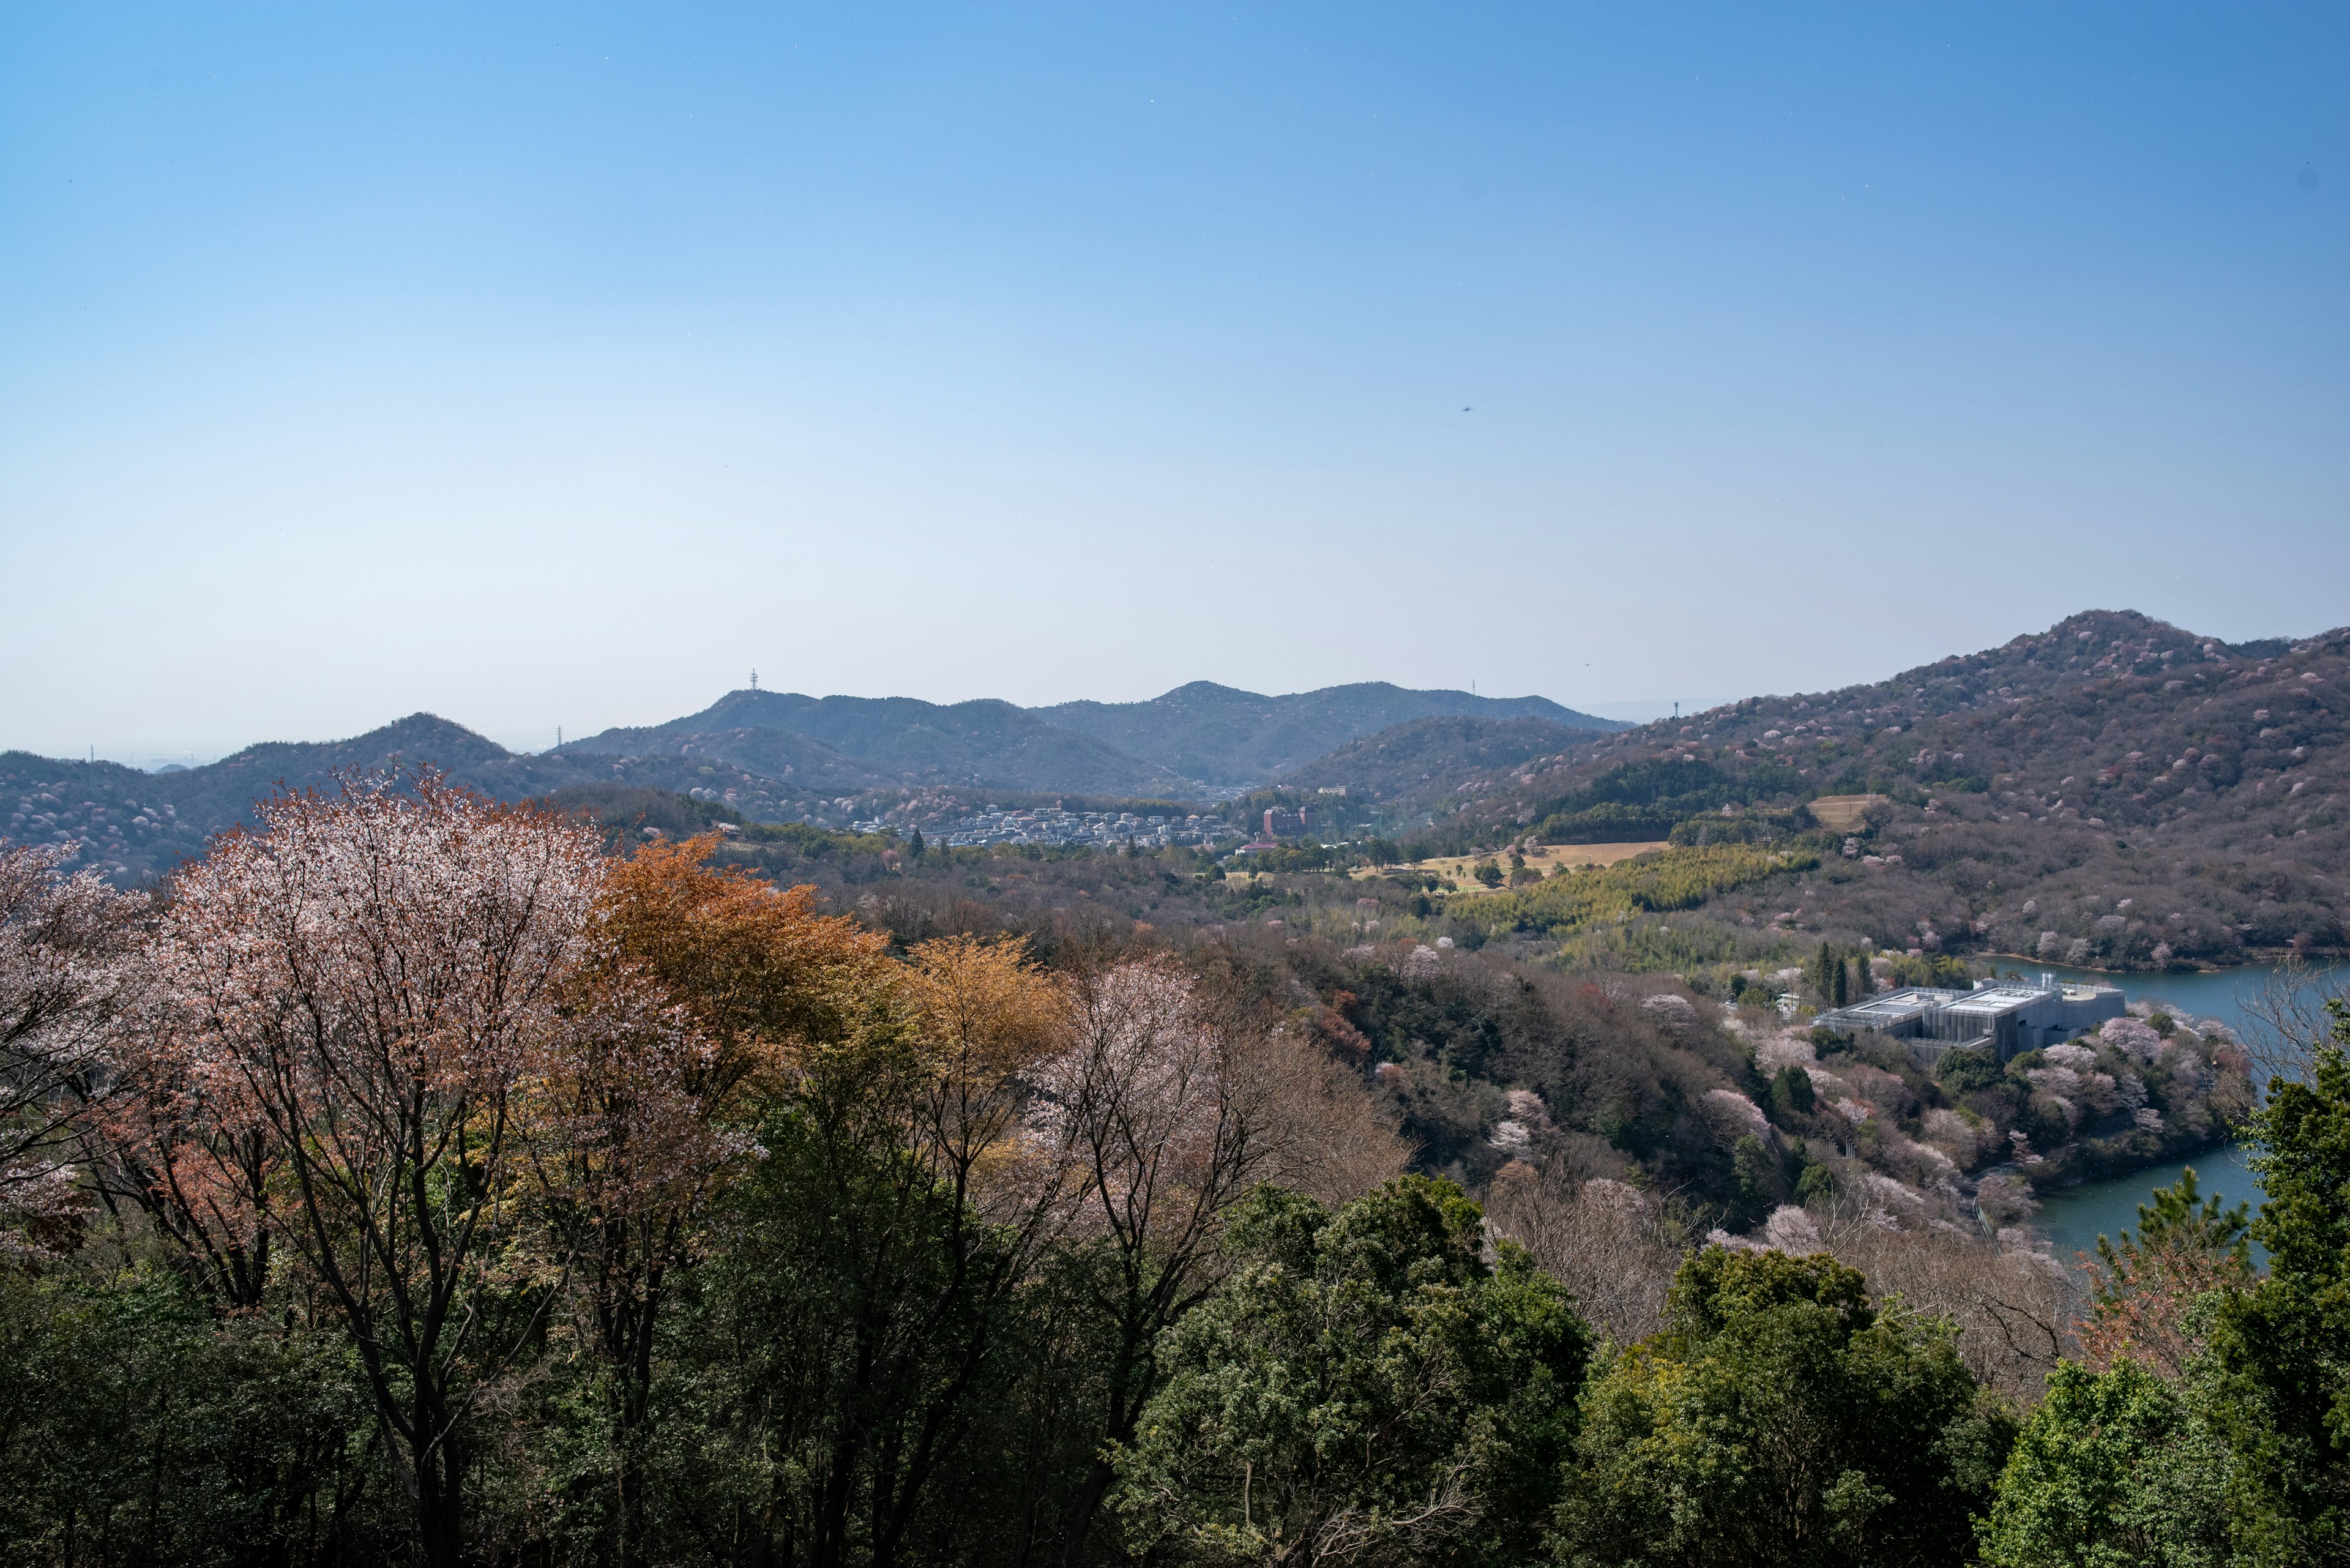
[4,771,2344,1567]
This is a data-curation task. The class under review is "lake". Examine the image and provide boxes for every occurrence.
[2032,1140,2266,1262]
[2008,959,2341,1260]
[1976,958,2330,1043]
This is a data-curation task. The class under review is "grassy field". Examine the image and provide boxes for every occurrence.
[1807,793,1886,832]
[1355,840,1668,886]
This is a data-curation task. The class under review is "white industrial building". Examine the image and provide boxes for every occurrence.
[1813,974,2125,1066]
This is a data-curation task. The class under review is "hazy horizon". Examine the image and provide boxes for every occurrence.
[6,6,2344,759]
[24,678,1717,771]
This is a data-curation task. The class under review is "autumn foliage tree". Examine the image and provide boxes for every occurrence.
[532,836,893,1563]
[665,929,1081,1567]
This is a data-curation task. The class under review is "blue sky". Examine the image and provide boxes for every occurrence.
[2,4,2344,758]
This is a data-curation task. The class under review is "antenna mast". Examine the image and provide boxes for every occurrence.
[750,668,759,692]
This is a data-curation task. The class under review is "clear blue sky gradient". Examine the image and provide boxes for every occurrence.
[3,5,2344,758]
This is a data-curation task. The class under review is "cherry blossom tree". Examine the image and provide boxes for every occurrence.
[1027,956,1406,1563]
[0,842,145,1255]
[81,982,285,1307]
[152,774,605,1568]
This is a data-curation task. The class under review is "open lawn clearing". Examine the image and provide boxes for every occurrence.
[1357,840,1668,886]
[1807,794,1886,832]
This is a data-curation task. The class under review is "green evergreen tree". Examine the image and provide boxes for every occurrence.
[1976,1359,2229,1568]
[1555,1248,2013,1568]
[2203,1001,2350,1563]
[1770,1063,1817,1120]
[1814,941,1852,1006]
[1114,1178,1590,1567]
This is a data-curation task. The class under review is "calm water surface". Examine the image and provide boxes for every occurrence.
[2032,1141,2264,1261]
[1977,958,2323,1042]
[2007,960,2342,1258]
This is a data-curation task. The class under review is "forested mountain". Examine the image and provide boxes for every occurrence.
[560,689,1193,796]
[0,715,857,883]
[1402,611,2348,969]
[1274,714,1610,802]
[1034,679,1623,784]
[562,680,1624,796]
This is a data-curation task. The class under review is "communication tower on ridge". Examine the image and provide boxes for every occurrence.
[750,669,759,692]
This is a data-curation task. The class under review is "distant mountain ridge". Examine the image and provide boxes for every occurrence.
[561,690,1190,796]
[6,679,1616,883]
[1,715,795,884]
[1032,681,1622,785]
[556,679,1621,796]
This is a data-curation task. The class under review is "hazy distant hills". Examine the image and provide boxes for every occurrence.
[550,680,1617,797]
[1,714,791,884]
[6,679,1614,881]
[559,690,1192,796]
[1275,715,1612,803]
[1034,681,1620,785]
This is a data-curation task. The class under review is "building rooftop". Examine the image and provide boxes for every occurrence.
[1815,974,2125,1064]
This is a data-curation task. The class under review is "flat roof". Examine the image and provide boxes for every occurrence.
[1816,976,2122,1031]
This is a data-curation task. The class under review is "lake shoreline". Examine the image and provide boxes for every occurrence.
[1971,949,2316,977]
[2029,1138,2266,1263]
[1990,1129,2239,1200]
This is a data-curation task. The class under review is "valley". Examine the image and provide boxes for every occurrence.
[5,613,2341,1564]
[6,612,2343,979]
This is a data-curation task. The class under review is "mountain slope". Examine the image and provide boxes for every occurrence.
[1275,715,1613,804]
[1424,611,2348,967]
[1,714,860,883]
[562,690,1189,796]
[1034,681,1625,785]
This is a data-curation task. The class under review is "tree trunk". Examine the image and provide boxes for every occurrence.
[1057,1323,1154,1568]
[412,1424,464,1568]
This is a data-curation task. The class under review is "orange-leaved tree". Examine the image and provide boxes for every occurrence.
[691,928,1081,1568]
[531,834,893,1566]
